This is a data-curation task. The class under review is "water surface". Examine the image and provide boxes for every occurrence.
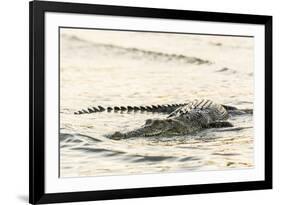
[60,29,254,177]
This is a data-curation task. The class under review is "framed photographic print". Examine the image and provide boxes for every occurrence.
[29,0,272,204]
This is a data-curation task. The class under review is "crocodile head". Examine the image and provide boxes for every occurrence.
[108,118,194,140]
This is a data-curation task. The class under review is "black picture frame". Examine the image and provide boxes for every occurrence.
[29,0,272,204]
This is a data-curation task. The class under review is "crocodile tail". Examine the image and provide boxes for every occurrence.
[74,106,106,114]
[74,103,187,115]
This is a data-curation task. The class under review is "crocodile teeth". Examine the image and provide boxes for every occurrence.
[144,130,162,137]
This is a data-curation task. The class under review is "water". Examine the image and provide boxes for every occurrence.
[59,29,254,178]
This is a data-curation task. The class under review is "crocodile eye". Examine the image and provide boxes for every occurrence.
[145,119,152,125]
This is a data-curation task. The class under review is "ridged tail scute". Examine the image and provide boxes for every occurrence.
[98,106,105,111]
[74,103,187,115]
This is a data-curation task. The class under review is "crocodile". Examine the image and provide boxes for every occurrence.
[74,99,252,140]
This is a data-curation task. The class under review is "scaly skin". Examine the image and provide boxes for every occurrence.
[74,99,253,140]
[107,99,234,140]
[74,103,187,115]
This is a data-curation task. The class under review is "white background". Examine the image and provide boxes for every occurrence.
[45,12,265,193]
[0,0,279,204]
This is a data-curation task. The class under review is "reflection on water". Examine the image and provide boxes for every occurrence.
[60,29,254,178]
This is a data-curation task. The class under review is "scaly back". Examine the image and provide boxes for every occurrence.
[168,99,229,122]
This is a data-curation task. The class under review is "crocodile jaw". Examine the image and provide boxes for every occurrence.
[108,118,189,140]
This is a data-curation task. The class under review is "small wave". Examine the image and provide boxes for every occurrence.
[215,67,237,74]
[60,133,102,143]
[214,126,252,132]
[65,34,212,65]
[212,152,240,156]
[131,155,175,163]
[71,147,125,156]
[178,156,201,162]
